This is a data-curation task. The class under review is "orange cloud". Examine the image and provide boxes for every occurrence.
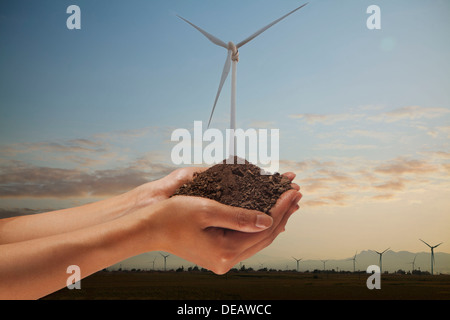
[374,179,406,191]
[371,193,396,201]
[374,158,439,175]
[285,154,448,209]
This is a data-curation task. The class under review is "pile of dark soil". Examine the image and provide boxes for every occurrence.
[173,157,292,214]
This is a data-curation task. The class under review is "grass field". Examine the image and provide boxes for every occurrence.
[43,271,450,300]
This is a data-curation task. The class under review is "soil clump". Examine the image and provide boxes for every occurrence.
[173,157,292,214]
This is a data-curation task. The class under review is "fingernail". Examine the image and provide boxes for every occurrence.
[255,214,273,229]
[293,193,302,204]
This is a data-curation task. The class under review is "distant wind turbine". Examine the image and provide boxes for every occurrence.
[152,256,157,271]
[419,239,443,275]
[371,248,390,274]
[177,3,308,156]
[292,257,302,272]
[160,252,170,271]
[346,251,357,273]
[321,260,328,272]
[407,254,417,273]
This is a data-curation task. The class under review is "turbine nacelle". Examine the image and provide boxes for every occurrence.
[227,41,239,62]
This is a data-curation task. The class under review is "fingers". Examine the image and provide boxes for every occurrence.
[230,190,302,264]
[219,189,302,266]
[282,171,300,191]
[234,202,300,264]
[205,189,302,252]
[160,167,208,196]
[201,200,273,233]
[291,183,300,191]
[269,189,301,222]
[201,187,300,234]
[282,172,296,181]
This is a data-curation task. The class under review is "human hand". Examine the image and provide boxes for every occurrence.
[129,167,300,209]
[126,167,207,210]
[144,174,301,274]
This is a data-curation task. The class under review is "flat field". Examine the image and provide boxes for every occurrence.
[43,271,450,300]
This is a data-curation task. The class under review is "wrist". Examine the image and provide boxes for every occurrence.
[128,199,171,253]
[123,182,161,212]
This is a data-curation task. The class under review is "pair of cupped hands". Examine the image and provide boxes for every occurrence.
[0,166,302,299]
[131,167,302,274]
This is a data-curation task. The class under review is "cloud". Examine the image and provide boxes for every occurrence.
[419,151,450,160]
[315,143,377,151]
[443,163,450,174]
[369,106,450,123]
[374,158,439,175]
[279,159,335,172]
[436,126,450,138]
[0,160,175,198]
[289,113,364,125]
[374,179,406,191]
[290,106,450,126]
[371,193,396,201]
[285,153,449,208]
[0,139,108,157]
[346,129,391,141]
[301,193,350,207]
[301,199,330,207]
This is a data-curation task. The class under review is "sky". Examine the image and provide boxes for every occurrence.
[1,0,449,271]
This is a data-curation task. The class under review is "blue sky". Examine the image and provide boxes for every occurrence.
[1,0,449,265]
[2,0,448,142]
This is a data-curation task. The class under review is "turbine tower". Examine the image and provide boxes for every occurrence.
[177,3,308,156]
[407,254,417,273]
[321,260,328,272]
[346,251,357,273]
[371,248,390,274]
[160,252,170,271]
[292,257,302,272]
[152,256,157,271]
[419,239,443,275]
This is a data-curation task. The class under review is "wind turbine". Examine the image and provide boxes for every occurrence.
[152,256,157,271]
[407,254,417,273]
[321,260,328,272]
[371,248,390,274]
[419,239,443,275]
[160,252,170,271]
[177,3,308,156]
[346,251,357,273]
[292,257,302,272]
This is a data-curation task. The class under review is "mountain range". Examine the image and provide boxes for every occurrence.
[111,250,450,274]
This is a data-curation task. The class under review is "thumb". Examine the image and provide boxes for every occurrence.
[162,167,208,195]
[205,203,273,232]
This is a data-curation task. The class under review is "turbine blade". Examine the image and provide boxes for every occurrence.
[208,50,232,128]
[177,15,228,49]
[434,242,443,248]
[419,239,432,248]
[236,2,308,48]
